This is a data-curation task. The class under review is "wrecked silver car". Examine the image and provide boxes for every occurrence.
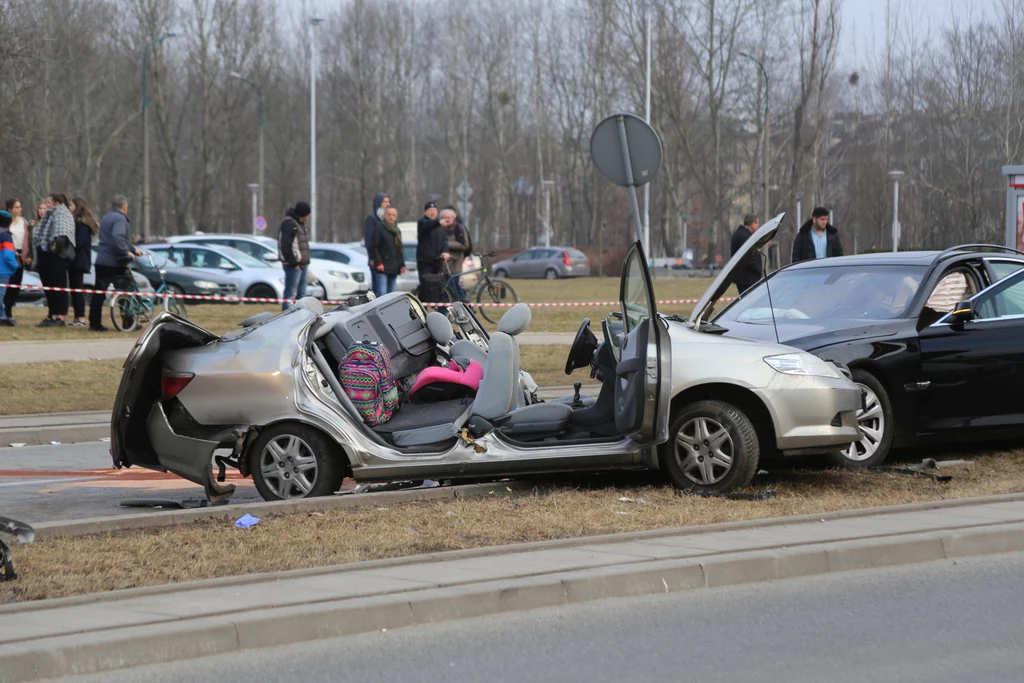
[111,228,861,502]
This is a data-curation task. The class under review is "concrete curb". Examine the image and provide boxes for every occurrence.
[9,491,1024,616]
[3,520,1023,682]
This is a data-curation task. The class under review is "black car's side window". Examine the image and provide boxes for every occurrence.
[975,273,1024,321]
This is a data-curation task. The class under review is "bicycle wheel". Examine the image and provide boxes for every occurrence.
[110,295,139,332]
[476,279,518,324]
[168,296,187,319]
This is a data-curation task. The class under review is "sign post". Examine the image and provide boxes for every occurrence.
[455,180,475,243]
[1003,166,1024,252]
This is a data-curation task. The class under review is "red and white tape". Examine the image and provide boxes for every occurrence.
[6,283,731,308]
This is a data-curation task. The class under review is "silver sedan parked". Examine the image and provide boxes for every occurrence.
[111,214,861,502]
[491,247,591,279]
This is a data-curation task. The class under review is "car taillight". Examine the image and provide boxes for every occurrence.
[162,372,195,401]
[562,251,571,265]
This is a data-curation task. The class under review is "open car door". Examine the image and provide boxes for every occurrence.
[615,242,671,445]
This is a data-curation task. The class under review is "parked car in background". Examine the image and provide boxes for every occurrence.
[491,247,590,280]
[145,243,292,301]
[134,251,241,302]
[714,245,1024,468]
[16,270,45,304]
[166,234,363,301]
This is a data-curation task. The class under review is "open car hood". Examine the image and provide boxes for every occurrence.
[689,213,783,328]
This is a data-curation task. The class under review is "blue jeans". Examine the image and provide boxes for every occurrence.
[282,266,308,310]
[372,271,397,298]
[449,274,467,301]
[0,274,8,319]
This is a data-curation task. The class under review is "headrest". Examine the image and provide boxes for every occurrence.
[498,303,532,336]
[425,311,454,345]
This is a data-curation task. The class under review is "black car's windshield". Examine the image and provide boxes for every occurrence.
[716,265,928,325]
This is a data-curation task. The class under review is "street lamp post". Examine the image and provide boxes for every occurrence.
[247,183,260,235]
[230,72,264,221]
[889,170,905,252]
[309,17,325,243]
[642,0,652,258]
[542,179,554,247]
[142,31,180,241]
[795,192,803,232]
[739,52,770,226]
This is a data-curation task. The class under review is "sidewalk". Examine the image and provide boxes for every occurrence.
[0,386,593,447]
[3,496,1024,682]
[0,333,577,367]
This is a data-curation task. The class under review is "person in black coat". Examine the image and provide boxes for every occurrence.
[69,197,98,327]
[363,192,390,283]
[729,213,762,294]
[367,206,406,297]
[792,207,843,263]
[416,203,452,302]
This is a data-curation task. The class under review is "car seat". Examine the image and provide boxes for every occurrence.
[467,304,572,438]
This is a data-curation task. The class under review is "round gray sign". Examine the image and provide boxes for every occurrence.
[590,113,663,188]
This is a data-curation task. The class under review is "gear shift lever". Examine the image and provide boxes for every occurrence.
[572,381,583,408]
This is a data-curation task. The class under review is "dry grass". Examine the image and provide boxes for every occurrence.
[0,277,717,342]
[5,449,1022,602]
[0,347,583,416]
[0,359,124,415]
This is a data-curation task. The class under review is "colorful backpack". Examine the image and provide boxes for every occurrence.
[339,341,400,426]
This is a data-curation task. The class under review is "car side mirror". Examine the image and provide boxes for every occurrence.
[262,253,278,262]
[220,264,239,271]
[950,300,974,325]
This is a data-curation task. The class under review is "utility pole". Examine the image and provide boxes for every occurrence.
[542,180,554,247]
[643,0,652,257]
[230,72,264,220]
[309,17,325,242]
[739,52,770,226]
[141,31,180,240]
[247,184,259,235]
[889,170,904,252]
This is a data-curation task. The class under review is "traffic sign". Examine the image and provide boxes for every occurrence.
[255,216,267,231]
[456,180,473,201]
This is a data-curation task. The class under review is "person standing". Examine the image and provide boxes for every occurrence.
[443,205,470,301]
[69,197,99,327]
[363,193,390,284]
[416,202,450,301]
[792,207,843,264]
[729,214,763,295]
[277,201,312,310]
[0,210,17,326]
[368,206,406,297]
[3,199,29,324]
[91,195,141,332]
[32,193,76,327]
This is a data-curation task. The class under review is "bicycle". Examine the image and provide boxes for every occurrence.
[109,254,187,332]
[441,251,518,324]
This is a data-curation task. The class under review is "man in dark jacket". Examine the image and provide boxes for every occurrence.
[792,207,843,264]
[729,214,762,294]
[368,206,406,297]
[363,193,390,283]
[416,202,450,302]
[90,195,141,332]
[277,201,312,310]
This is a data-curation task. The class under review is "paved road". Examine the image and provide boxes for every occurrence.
[0,441,260,524]
[0,333,576,365]
[46,551,1024,683]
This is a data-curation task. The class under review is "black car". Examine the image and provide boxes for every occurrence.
[132,252,241,303]
[712,245,1024,467]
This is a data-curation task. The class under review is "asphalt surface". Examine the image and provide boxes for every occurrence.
[41,550,1024,683]
[0,441,260,524]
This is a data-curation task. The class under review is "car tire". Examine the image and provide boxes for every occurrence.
[167,283,186,296]
[826,370,893,469]
[544,268,558,280]
[660,400,760,494]
[494,268,508,279]
[246,283,277,302]
[249,423,346,501]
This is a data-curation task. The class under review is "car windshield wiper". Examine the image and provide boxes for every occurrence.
[663,314,688,324]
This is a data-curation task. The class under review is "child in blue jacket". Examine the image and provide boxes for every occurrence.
[0,210,17,325]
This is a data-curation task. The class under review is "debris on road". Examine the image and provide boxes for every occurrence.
[234,514,261,529]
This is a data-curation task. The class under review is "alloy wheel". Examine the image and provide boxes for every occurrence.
[674,416,734,485]
[259,434,319,499]
[842,384,884,462]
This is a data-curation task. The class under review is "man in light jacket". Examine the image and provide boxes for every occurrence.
[90,195,141,332]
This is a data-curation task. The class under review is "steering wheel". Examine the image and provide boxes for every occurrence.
[565,318,599,375]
